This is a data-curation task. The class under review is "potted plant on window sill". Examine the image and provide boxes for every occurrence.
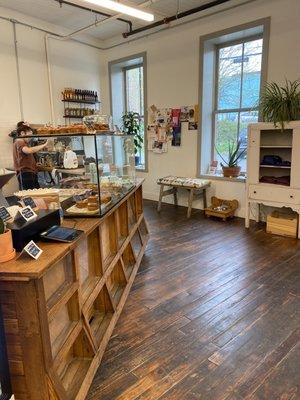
[0,219,16,263]
[121,112,143,166]
[216,140,246,178]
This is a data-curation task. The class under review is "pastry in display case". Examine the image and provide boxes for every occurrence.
[14,132,136,217]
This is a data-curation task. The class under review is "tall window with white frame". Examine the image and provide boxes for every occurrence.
[124,64,145,169]
[214,36,263,172]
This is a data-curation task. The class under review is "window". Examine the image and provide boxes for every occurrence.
[109,53,147,171]
[198,19,270,177]
[124,65,145,169]
[214,37,263,172]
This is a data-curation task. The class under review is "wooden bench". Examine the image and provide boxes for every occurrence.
[157,176,211,218]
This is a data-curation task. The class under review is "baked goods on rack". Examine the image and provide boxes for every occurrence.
[94,123,110,131]
[100,192,111,204]
[36,124,87,135]
[66,191,111,215]
[14,188,59,198]
[76,200,88,209]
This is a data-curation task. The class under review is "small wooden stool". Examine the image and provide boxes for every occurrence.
[157,176,211,218]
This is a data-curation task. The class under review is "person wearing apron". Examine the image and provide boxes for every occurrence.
[13,125,48,190]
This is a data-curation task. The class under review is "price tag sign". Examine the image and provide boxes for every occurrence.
[22,197,37,209]
[19,206,37,222]
[0,206,11,223]
[23,240,43,260]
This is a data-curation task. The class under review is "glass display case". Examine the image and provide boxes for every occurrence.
[15,132,136,217]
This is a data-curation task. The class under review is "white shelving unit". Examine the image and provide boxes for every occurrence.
[245,121,300,238]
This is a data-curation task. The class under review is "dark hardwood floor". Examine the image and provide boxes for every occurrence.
[87,200,300,400]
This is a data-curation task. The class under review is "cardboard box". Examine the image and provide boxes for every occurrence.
[266,211,298,238]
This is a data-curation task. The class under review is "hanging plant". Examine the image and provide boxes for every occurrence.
[259,79,300,130]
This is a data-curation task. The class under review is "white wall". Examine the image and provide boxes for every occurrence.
[0,10,103,194]
[101,0,300,217]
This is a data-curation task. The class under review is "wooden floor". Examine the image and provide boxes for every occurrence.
[87,200,300,400]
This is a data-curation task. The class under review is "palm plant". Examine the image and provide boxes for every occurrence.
[121,112,143,154]
[216,140,246,167]
[259,79,300,130]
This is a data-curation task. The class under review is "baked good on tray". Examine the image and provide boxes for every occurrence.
[100,192,111,204]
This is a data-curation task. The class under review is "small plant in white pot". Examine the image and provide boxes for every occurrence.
[216,140,246,178]
[0,219,15,263]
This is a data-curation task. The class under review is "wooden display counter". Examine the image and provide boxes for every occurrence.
[0,180,149,400]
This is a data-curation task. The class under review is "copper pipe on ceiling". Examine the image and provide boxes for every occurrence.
[123,0,232,37]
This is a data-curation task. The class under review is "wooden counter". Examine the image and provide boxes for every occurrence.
[0,180,149,400]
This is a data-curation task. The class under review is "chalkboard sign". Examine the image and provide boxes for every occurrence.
[19,206,37,222]
[23,197,37,209]
[0,206,11,223]
[23,240,43,260]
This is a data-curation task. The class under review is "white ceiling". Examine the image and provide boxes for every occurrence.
[0,0,231,40]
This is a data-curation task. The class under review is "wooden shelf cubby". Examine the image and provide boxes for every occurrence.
[0,180,148,400]
[106,261,127,308]
[128,194,137,230]
[139,217,150,244]
[115,201,129,248]
[48,291,80,359]
[74,229,103,304]
[85,284,114,348]
[122,242,136,280]
[100,213,118,270]
[43,252,77,312]
[135,185,143,218]
[56,328,95,400]
[131,230,143,259]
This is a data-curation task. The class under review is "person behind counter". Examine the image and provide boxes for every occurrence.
[9,121,37,140]
[13,125,48,190]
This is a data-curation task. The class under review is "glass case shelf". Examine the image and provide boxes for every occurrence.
[17,132,136,218]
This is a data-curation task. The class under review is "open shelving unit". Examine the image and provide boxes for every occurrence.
[62,98,100,123]
[246,122,300,235]
[0,181,149,400]
[259,129,293,185]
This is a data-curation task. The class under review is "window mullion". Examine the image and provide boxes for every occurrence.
[237,42,245,141]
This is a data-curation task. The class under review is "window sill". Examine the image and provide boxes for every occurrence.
[199,174,246,183]
[135,166,148,173]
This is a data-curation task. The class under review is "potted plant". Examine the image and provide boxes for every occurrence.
[0,219,15,263]
[259,79,300,130]
[121,112,143,166]
[216,140,246,178]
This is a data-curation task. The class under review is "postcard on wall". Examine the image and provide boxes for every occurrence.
[188,121,198,130]
[152,141,168,153]
[187,104,199,130]
[172,125,181,146]
[180,106,190,122]
[171,108,181,127]
[156,108,172,125]
[148,104,158,124]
